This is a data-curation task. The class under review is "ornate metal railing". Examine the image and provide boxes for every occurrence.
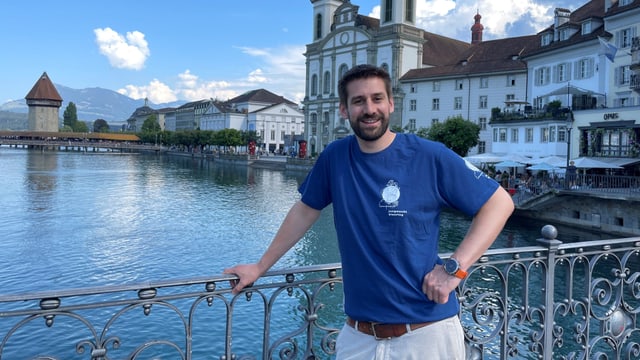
[0,226,638,359]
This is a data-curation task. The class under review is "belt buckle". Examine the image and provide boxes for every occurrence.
[370,322,391,341]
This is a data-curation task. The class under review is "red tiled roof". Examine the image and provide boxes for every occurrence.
[422,32,472,67]
[25,72,63,101]
[402,35,537,80]
[227,88,296,105]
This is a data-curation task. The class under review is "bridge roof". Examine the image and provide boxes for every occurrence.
[0,131,140,142]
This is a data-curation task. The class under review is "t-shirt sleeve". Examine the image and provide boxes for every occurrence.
[436,146,501,216]
[298,150,333,210]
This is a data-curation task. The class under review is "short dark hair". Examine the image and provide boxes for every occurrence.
[338,64,392,106]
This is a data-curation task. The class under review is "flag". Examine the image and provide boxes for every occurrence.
[598,36,617,63]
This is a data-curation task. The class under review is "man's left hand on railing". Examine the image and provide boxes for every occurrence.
[223,263,261,294]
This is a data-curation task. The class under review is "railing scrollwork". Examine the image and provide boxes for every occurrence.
[0,231,638,359]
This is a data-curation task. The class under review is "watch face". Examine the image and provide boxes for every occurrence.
[444,259,459,274]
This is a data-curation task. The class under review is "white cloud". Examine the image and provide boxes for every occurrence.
[117,79,176,104]
[367,0,560,41]
[118,44,306,104]
[94,27,150,70]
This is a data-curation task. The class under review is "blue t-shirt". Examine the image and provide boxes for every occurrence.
[299,133,499,323]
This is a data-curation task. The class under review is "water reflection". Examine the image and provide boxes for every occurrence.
[25,151,58,211]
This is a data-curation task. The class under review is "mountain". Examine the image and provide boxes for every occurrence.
[0,85,185,129]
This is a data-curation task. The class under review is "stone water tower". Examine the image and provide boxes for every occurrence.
[25,72,63,132]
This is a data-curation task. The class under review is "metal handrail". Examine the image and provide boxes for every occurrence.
[0,229,638,359]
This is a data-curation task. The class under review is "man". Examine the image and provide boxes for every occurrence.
[224,64,514,359]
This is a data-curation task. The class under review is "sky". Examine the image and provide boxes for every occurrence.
[1,0,581,106]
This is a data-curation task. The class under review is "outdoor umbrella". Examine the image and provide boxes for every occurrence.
[569,157,622,169]
[495,160,525,178]
[463,153,506,165]
[526,162,558,171]
[529,155,567,167]
[495,160,525,168]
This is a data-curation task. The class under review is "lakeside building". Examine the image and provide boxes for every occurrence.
[302,0,640,171]
[126,89,304,154]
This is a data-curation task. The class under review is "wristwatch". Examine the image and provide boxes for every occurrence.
[443,258,468,279]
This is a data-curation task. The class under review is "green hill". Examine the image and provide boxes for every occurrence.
[0,111,28,130]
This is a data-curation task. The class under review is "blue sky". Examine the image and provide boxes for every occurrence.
[1,0,578,105]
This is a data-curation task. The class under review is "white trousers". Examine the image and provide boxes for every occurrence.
[335,315,466,360]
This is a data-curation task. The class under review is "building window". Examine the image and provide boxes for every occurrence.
[480,77,489,88]
[499,128,507,142]
[525,128,534,143]
[540,128,549,143]
[505,94,515,108]
[581,21,591,35]
[409,99,417,111]
[558,126,567,142]
[478,117,487,130]
[454,97,462,110]
[270,130,275,141]
[478,141,486,153]
[339,64,349,79]
[384,0,393,22]
[535,67,551,85]
[432,81,440,92]
[311,74,318,95]
[405,0,414,22]
[617,28,635,48]
[431,118,439,126]
[479,96,488,109]
[511,129,518,143]
[432,98,440,110]
[615,66,631,85]
[455,79,464,90]
[555,63,571,82]
[575,58,594,79]
[410,83,417,93]
[549,126,557,142]
[408,118,416,131]
[315,14,322,40]
[506,75,516,87]
[541,33,552,46]
[323,71,331,94]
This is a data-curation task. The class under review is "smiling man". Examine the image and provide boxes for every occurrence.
[224,64,514,359]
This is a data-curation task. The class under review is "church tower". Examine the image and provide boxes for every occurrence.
[471,11,484,44]
[25,72,63,132]
[311,0,344,42]
[380,0,416,26]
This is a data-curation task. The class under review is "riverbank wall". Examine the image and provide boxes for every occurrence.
[514,190,640,237]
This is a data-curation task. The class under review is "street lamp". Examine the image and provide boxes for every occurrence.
[565,111,574,168]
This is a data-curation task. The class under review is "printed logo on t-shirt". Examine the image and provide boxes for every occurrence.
[379,180,406,217]
[463,159,490,180]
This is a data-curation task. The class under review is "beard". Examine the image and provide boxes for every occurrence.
[349,113,389,142]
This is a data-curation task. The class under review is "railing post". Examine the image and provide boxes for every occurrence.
[536,225,562,360]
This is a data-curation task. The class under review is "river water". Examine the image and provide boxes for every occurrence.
[0,147,609,358]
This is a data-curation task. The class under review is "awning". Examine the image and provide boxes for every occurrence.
[586,157,640,167]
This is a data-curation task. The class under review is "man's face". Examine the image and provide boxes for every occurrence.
[340,77,394,142]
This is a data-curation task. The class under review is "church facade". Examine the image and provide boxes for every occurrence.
[303,0,426,156]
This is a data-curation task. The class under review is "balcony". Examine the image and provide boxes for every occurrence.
[0,226,638,359]
[630,36,640,73]
[631,74,640,93]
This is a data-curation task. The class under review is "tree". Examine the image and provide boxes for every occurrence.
[141,115,161,133]
[63,102,78,130]
[93,119,110,133]
[74,121,89,133]
[418,115,480,157]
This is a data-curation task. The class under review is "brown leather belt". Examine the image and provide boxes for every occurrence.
[346,317,435,340]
